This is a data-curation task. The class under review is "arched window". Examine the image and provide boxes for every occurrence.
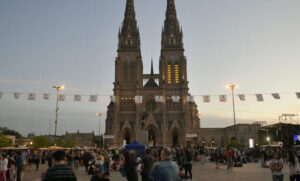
[174,63,179,83]
[167,63,172,84]
[129,62,135,82]
[122,62,128,82]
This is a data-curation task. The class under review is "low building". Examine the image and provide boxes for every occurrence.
[4,135,16,146]
[64,131,95,147]
[198,123,261,147]
[258,123,300,148]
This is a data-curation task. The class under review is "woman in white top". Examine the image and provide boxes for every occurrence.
[288,151,300,181]
[270,152,284,181]
[0,154,8,181]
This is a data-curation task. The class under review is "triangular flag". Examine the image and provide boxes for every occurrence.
[14,93,20,99]
[272,93,280,99]
[43,94,49,100]
[0,92,2,99]
[59,94,66,101]
[155,96,163,103]
[74,95,81,101]
[296,92,300,99]
[256,94,264,102]
[187,95,194,102]
[28,93,36,100]
[238,94,245,101]
[203,95,210,103]
[172,96,180,102]
[89,95,97,102]
[219,95,227,102]
[110,95,116,103]
[135,96,143,103]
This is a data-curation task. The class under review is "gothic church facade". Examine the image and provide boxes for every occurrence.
[105,0,200,146]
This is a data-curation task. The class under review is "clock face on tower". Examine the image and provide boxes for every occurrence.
[170,56,176,61]
[125,56,131,61]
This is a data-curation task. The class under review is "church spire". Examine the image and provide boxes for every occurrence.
[118,0,141,51]
[151,58,154,75]
[161,0,183,50]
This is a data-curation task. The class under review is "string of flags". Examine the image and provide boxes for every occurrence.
[0,91,299,103]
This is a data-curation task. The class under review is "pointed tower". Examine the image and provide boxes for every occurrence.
[115,0,143,88]
[160,0,187,87]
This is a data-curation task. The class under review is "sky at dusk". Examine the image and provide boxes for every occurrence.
[0,0,300,136]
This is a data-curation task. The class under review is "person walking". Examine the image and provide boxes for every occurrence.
[150,147,179,181]
[124,152,138,181]
[15,152,23,181]
[42,150,77,181]
[46,151,53,168]
[270,152,284,181]
[0,154,8,181]
[288,151,300,181]
[226,148,233,172]
[141,149,155,181]
[183,148,192,180]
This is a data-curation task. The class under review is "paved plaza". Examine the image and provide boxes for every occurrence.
[23,161,291,181]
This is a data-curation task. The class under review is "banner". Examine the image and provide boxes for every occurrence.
[110,95,116,103]
[59,94,66,101]
[296,92,300,99]
[43,94,49,100]
[155,95,163,103]
[14,93,20,99]
[238,94,245,101]
[256,94,264,102]
[135,96,143,103]
[89,95,97,102]
[74,95,81,101]
[172,96,180,102]
[272,93,280,99]
[28,93,36,101]
[219,95,226,102]
[187,95,194,102]
[0,92,2,99]
[203,95,210,103]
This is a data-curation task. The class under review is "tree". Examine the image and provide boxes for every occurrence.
[0,134,13,148]
[64,138,76,148]
[33,136,50,148]
[0,127,22,138]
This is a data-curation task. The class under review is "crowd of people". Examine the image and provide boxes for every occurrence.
[0,146,300,181]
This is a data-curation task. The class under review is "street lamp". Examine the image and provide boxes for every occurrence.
[53,85,64,137]
[96,113,103,149]
[226,84,239,141]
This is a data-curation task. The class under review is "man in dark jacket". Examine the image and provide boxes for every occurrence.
[42,150,77,181]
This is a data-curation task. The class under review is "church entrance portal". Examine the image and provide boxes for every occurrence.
[125,132,130,144]
[173,131,179,146]
[148,129,156,146]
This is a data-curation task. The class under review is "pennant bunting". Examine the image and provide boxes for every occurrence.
[89,95,97,102]
[74,95,81,102]
[0,92,2,99]
[238,94,245,101]
[43,94,49,100]
[219,95,227,102]
[110,95,116,103]
[272,93,280,99]
[187,95,195,102]
[256,94,264,102]
[28,93,36,100]
[296,92,300,99]
[58,94,66,101]
[172,96,180,102]
[155,95,163,103]
[14,93,20,99]
[203,95,210,103]
[135,96,143,103]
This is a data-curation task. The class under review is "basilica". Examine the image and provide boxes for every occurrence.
[105,0,200,146]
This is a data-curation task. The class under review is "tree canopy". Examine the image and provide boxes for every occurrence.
[0,134,13,148]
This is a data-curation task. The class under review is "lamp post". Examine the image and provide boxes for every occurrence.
[53,85,64,137]
[96,113,103,149]
[226,84,239,141]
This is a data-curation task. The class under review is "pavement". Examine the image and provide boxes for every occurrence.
[23,161,291,181]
